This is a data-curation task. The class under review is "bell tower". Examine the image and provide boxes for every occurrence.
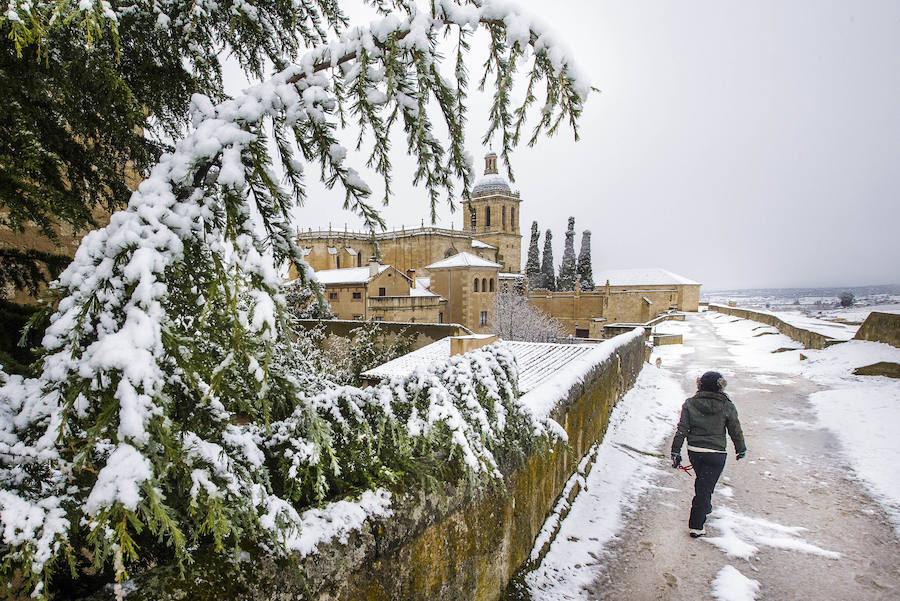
[461,152,523,272]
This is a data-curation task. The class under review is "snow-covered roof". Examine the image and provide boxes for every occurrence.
[362,338,453,380]
[410,278,440,298]
[471,239,496,250]
[426,252,502,270]
[313,265,390,285]
[594,268,700,287]
[472,173,512,195]
[362,338,601,394]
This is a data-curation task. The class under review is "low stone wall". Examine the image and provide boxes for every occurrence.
[853,312,900,348]
[709,304,839,350]
[79,332,648,601]
[296,319,472,349]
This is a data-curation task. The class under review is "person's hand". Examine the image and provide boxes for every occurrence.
[736,451,746,461]
[672,453,682,468]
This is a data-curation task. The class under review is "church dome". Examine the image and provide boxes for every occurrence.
[472,173,512,195]
[472,152,512,195]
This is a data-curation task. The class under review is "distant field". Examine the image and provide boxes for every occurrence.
[703,285,900,325]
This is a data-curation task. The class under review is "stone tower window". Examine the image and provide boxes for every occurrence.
[470,209,476,231]
[502,206,506,229]
[489,278,495,292]
[481,278,487,292]
[474,278,479,292]
[511,206,516,229]
[485,206,491,228]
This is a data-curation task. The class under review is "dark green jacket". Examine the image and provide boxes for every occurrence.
[671,391,746,455]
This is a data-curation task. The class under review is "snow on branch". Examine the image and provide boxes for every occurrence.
[0,1,591,596]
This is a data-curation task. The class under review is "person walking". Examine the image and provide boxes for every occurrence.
[671,371,747,537]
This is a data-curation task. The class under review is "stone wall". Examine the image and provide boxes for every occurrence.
[527,289,608,336]
[709,304,840,349]
[853,312,900,348]
[295,319,472,349]
[78,331,648,601]
[368,295,447,323]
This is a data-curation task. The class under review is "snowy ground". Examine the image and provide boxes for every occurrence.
[524,311,900,600]
[523,358,687,599]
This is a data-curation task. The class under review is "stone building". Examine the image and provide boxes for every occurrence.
[305,251,501,333]
[293,152,522,277]
[423,252,502,334]
[527,268,701,337]
[308,261,447,324]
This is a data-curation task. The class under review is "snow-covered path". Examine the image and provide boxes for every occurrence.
[524,311,900,601]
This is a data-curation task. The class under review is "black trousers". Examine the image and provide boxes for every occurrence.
[687,450,727,530]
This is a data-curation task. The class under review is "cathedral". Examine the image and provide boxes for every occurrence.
[292,152,701,335]
[294,152,520,275]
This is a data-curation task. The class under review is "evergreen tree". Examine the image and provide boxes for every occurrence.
[285,277,334,320]
[1,0,349,292]
[0,2,591,597]
[558,216,577,290]
[525,221,542,290]
[576,230,595,291]
[540,229,556,291]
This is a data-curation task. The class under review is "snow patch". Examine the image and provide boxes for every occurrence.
[704,506,840,560]
[711,565,760,601]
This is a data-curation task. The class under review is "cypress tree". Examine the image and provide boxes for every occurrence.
[557,217,577,290]
[525,221,542,289]
[576,230,595,291]
[540,229,556,291]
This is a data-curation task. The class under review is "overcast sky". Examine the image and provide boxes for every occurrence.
[231,1,900,290]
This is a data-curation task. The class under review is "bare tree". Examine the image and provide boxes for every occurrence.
[489,290,568,342]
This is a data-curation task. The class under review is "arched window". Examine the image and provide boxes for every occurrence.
[489,278,495,292]
[485,206,491,227]
[481,278,487,292]
[511,206,516,229]
[470,210,476,231]
[502,206,507,229]
[474,278,479,292]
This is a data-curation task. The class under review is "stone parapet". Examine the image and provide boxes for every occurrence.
[709,304,843,349]
[853,312,900,348]
[77,331,648,601]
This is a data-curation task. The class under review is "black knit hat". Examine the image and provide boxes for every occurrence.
[698,371,727,392]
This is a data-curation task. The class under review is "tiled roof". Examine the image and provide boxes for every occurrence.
[500,341,600,393]
[362,338,599,394]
